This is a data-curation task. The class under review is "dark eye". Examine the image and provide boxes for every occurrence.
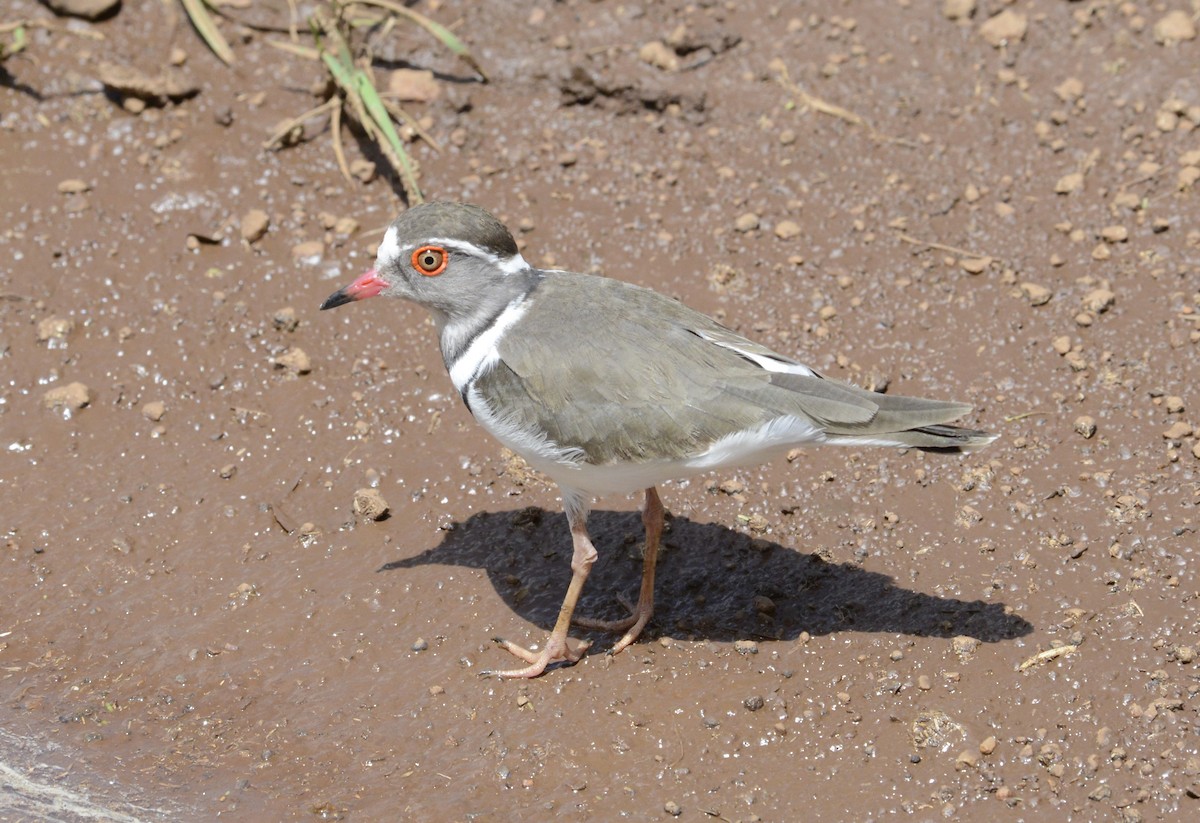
[412,245,447,276]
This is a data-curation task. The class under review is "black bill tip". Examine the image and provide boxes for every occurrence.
[320,288,353,311]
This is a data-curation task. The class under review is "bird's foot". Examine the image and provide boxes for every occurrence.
[483,635,591,679]
[573,592,652,655]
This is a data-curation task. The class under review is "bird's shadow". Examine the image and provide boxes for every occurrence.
[381,507,1032,646]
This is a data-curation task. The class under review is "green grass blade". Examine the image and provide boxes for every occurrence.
[354,72,422,202]
[349,0,488,81]
[180,0,235,65]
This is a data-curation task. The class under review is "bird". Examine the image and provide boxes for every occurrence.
[320,201,996,678]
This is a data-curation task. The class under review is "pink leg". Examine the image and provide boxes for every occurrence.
[573,486,663,655]
[487,493,596,678]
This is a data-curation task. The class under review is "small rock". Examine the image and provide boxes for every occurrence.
[979,9,1027,47]
[273,347,311,375]
[241,209,270,243]
[664,801,682,817]
[955,750,978,770]
[1100,225,1128,243]
[334,217,360,235]
[752,595,776,616]
[960,257,991,274]
[412,638,428,652]
[42,382,92,411]
[219,464,237,479]
[917,675,932,690]
[718,478,745,495]
[141,400,166,421]
[1074,415,1097,439]
[734,212,760,233]
[774,220,801,240]
[57,178,91,194]
[733,639,759,655]
[1154,11,1197,45]
[952,636,980,658]
[272,307,299,332]
[387,68,440,102]
[1165,396,1184,414]
[1052,336,1072,355]
[1083,288,1115,314]
[353,488,390,521]
[1055,172,1084,194]
[350,159,376,183]
[979,736,998,755]
[941,0,976,21]
[638,40,679,71]
[1054,77,1084,103]
[1019,282,1053,306]
[1176,645,1195,664]
[291,240,324,263]
[40,0,120,21]
[743,695,765,711]
[1163,421,1193,440]
[36,316,74,341]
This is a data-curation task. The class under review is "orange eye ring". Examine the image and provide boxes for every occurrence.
[412,245,448,276]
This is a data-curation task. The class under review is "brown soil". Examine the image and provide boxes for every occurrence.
[3,1,1199,820]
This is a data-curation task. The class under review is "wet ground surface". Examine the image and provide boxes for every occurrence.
[2,0,1199,819]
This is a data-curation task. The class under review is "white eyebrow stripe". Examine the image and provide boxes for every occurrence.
[381,235,531,275]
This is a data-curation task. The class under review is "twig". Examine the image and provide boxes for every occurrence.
[775,63,917,148]
[1018,644,1078,671]
[1003,411,1045,423]
[261,97,336,149]
[894,232,991,260]
[330,103,351,182]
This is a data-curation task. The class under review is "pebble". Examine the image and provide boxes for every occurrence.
[1074,416,1097,439]
[941,0,975,22]
[141,400,166,421]
[638,41,679,72]
[57,178,91,194]
[241,209,270,243]
[1083,288,1115,313]
[272,307,299,332]
[1165,396,1184,414]
[353,488,390,521]
[917,675,932,690]
[1055,172,1084,194]
[273,347,311,374]
[955,750,978,770]
[412,638,428,652]
[959,257,991,274]
[774,220,801,240]
[952,636,980,658]
[979,9,1027,47]
[36,316,74,341]
[1019,282,1052,306]
[1153,11,1197,44]
[42,382,92,411]
[743,695,765,711]
[291,240,324,262]
[664,801,682,816]
[718,478,745,495]
[1051,336,1072,355]
[1162,421,1193,440]
[979,736,998,755]
[219,464,237,479]
[1099,225,1128,243]
[734,212,760,233]
[734,639,759,655]
[41,0,120,21]
[387,68,439,102]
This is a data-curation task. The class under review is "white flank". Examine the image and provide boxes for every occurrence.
[467,385,586,469]
[685,414,824,471]
[447,298,531,394]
